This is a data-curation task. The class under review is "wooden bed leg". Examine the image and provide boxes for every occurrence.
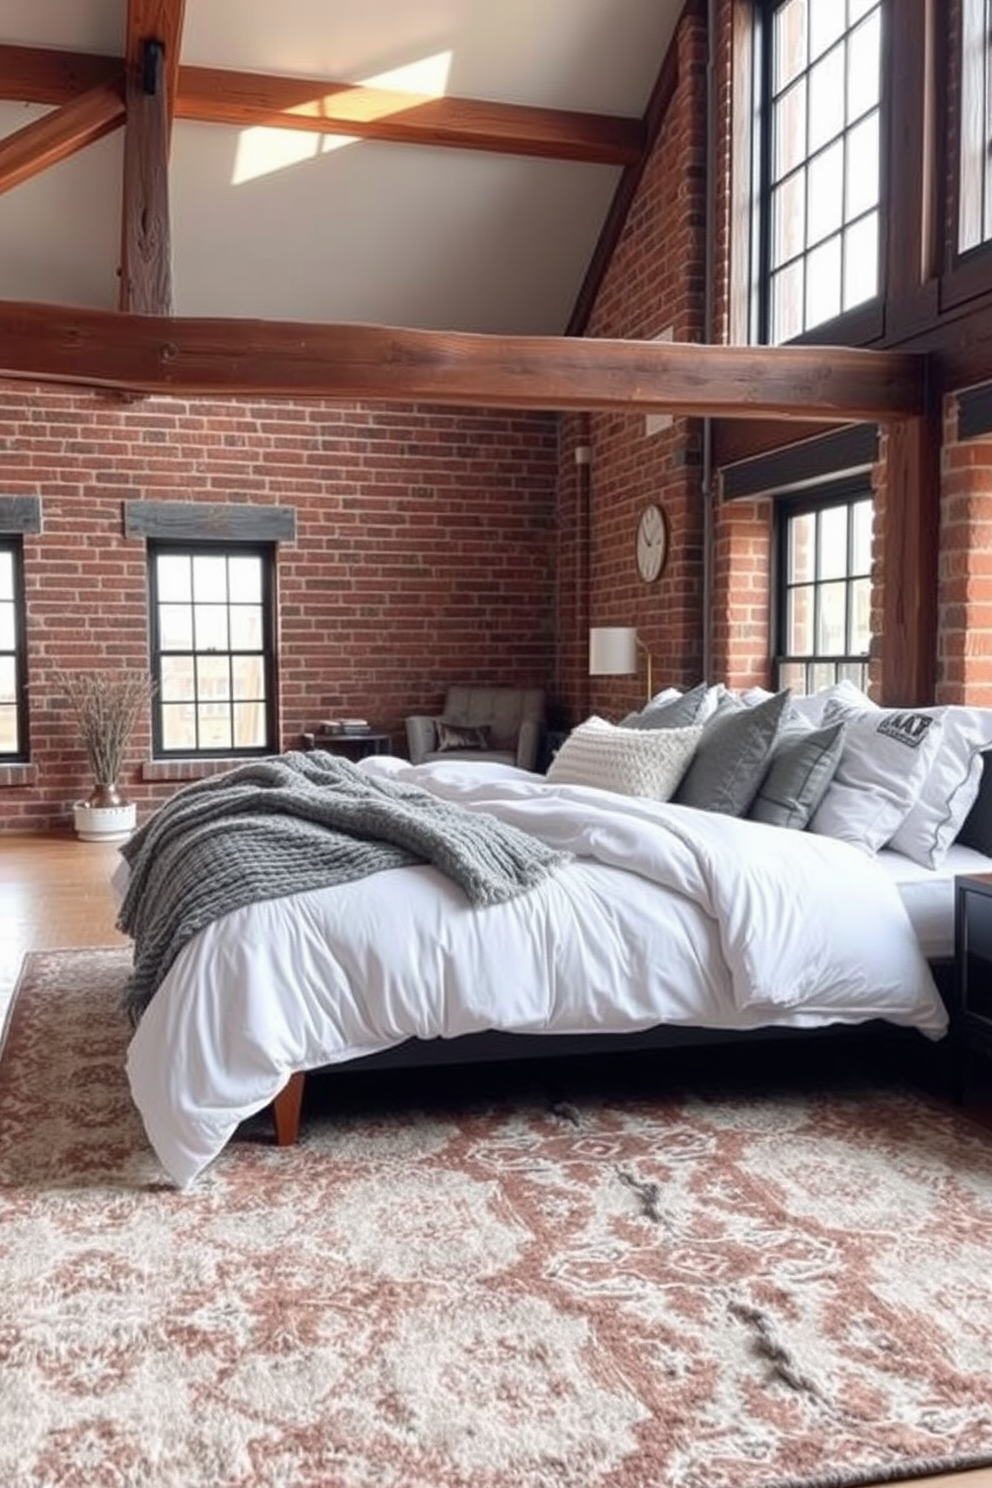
[271,1071,305,1147]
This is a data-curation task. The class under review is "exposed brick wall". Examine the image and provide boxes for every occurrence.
[937,396,992,703]
[556,8,710,724]
[0,383,557,832]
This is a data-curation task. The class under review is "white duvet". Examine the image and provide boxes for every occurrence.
[125,759,948,1187]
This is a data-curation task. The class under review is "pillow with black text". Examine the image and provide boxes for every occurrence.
[809,705,945,854]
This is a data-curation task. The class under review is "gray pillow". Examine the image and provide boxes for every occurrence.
[621,682,710,730]
[748,721,846,830]
[673,690,791,816]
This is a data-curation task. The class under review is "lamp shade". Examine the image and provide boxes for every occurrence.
[589,626,638,676]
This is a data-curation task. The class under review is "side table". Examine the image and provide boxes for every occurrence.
[303,729,393,761]
[953,872,992,1099]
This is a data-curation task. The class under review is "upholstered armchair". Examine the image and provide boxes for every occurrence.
[405,685,546,771]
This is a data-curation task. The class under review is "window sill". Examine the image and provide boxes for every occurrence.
[0,762,38,788]
[142,758,251,785]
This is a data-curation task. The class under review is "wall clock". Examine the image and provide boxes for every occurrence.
[635,502,668,582]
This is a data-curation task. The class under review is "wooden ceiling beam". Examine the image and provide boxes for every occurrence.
[175,66,644,164]
[0,302,928,421]
[0,44,643,166]
[0,82,124,197]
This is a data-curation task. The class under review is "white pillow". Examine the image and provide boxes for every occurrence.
[808,703,945,854]
[888,706,992,868]
[789,679,874,727]
[547,715,702,801]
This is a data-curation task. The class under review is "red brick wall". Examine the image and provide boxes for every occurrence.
[938,398,992,703]
[0,383,558,832]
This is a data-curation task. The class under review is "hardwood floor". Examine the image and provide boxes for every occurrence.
[0,831,990,1488]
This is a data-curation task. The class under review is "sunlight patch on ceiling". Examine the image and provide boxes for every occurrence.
[232,51,453,185]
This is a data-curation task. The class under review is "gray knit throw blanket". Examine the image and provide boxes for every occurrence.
[116,750,569,1020]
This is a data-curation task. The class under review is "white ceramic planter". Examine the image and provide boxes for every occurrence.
[72,800,137,843]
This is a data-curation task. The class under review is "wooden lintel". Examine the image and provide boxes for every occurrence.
[0,82,124,197]
[0,301,929,421]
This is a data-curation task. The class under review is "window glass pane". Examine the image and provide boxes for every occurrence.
[771,259,805,342]
[196,655,231,700]
[805,235,842,325]
[773,173,806,264]
[808,140,844,242]
[0,655,14,702]
[774,81,808,178]
[809,0,844,60]
[160,656,196,702]
[788,511,816,582]
[810,660,838,691]
[156,553,191,603]
[851,499,872,571]
[843,211,878,310]
[0,704,16,752]
[193,554,228,602]
[774,0,808,92]
[849,576,872,651]
[816,581,847,651]
[0,552,12,600]
[846,112,879,217]
[229,556,262,604]
[232,655,265,699]
[230,605,263,650]
[194,604,229,652]
[0,601,13,651]
[161,703,196,751]
[234,702,266,749]
[197,705,232,750]
[779,660,807,692]
[847,9,881,120]
[160,603,193,651]
[808,47,845,153]
[788,586,814,653]
[849,0,878,22]
[818,504,849,578]
[837,659,869,687]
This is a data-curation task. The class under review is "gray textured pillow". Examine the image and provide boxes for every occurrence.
[621,682,710,730]
[748,721,846,830]
[673,690,791,816]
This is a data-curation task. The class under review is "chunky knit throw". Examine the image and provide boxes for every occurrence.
[117,751,569,1019]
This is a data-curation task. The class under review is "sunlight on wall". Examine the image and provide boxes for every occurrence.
[232,51,453,185]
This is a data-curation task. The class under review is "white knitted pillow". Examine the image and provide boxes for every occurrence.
[547,715,702,800]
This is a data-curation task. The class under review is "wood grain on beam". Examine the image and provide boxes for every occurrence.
[176,66,643,164]
[0,42,641,166]
[881,409,940,705]
[124,0,185,129]
[0,302,928,420]
[0,45,119,103]
[0,82,124,196]
[119,1,184,314]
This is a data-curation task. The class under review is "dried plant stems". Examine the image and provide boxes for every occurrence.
[55,669,155,787]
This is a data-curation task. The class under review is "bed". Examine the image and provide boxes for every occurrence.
[114,684,992,1188]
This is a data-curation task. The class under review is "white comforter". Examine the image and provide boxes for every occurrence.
[125,759,948,1187]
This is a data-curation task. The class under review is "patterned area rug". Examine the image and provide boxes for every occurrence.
[3,950,992,1488]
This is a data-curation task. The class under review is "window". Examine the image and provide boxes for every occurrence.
[754,0,883,344]
[959,0,992,254]
[148,543,276,757]
[0,541,27,759]
[775,487,872,693]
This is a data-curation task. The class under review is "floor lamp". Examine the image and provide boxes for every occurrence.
[588,626,653,702]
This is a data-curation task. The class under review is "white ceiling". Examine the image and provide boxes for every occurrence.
[0,0,684,333]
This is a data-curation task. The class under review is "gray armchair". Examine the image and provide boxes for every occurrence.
[406,685,546,771]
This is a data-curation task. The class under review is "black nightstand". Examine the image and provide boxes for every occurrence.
[953,873,992,1099]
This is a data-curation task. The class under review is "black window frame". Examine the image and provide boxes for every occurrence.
[147,539,278,759]
[0,537,28,763]
[773,478,873,694]
[752,0,886,347]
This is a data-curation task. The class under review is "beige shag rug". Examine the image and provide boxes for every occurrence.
[2,947,992,1488]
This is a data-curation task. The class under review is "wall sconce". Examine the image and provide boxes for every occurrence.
[588,626,654,702]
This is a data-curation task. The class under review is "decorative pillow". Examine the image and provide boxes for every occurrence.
[748,721,847,830]
[885,706,992,867]
[621,681,711,731]
[547,715,702,801]
[673,690,791,816]
[809,705,945,854]
[788,679,874,727]
[435,721,491,752]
